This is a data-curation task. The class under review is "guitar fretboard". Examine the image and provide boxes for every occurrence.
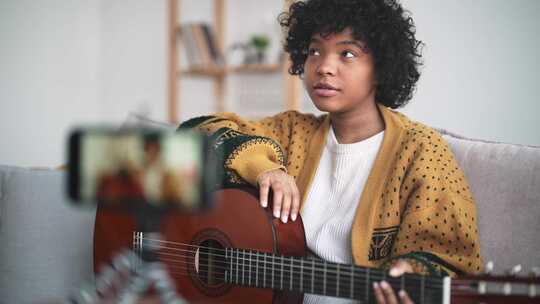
[223,248,444,303]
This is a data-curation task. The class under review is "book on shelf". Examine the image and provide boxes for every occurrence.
[200,24,224,66]
[179,23,224,71]
[179,24,199,67]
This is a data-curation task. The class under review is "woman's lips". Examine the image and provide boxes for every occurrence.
[314,86,340,97]
[314,88,339,97]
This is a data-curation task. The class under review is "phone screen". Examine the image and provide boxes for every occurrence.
[68,128,217,211]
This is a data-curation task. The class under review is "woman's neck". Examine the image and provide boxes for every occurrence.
[330,103,385,144]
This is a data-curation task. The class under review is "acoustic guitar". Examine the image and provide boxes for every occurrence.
[94,188,540,304]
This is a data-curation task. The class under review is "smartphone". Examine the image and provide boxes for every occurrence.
[67,127,219,211]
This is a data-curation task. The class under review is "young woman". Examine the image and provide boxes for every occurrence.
[180,0,482,303]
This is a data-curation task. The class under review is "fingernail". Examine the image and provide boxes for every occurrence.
[281,215,288,223]
[380,281,389,289]
[291,213,297,221]
[399,290,406,298]
[389,267,399,277]
[274,210,280,218]
[373,282,379,289]
[261,200,267,208]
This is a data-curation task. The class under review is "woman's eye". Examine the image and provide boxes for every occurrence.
[342,50,356,58]
[308,48,320,56]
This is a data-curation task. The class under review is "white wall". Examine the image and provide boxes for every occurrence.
[0,0,168,167]
[1,0,539,167]
[401,0,540,145]
[100,0,167,123]
[0,0,102,167]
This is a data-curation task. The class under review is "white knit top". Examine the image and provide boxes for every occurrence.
[301,126,384,303]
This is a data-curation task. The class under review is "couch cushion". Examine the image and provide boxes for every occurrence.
[0,166,96,303]
[441,132,540,273]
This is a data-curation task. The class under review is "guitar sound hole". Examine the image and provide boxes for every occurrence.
[198,239,226,287]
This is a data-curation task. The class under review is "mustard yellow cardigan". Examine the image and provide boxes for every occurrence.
[180,104,483,276]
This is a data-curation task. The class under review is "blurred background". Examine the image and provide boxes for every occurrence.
[1,0,539,167]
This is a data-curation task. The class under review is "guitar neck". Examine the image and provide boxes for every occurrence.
[223,248,446,303]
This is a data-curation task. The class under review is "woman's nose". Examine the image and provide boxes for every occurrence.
[316,56,337,76]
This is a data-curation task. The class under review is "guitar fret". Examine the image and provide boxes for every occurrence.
[206,246,211,283]
[235,249,239,284]
[289,256,294,291]
[336,264,340,297]
[300,259,304,292]
[248,250,252,286]
[245,250,251,286]
[241,250,245,285]
[421,274,425,304]
[255,251,259,287]
[350,264,354,299]
[229,248,233,283]
[323,260,327,295]
[271,254,275,289]
[263,252,267,288]
[280,255,284,290]
[252,250,255,286]
[224,248,228,283]
[311,259,315,294]
[230,249,233,283]
[365,267,370,302]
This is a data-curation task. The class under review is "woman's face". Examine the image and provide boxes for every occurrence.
[303,28,377,116]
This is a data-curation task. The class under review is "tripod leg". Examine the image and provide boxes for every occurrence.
[143,262,187,304]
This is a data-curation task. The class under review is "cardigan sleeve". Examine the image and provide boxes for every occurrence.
[387,133,483,277]
[178,111,300,186]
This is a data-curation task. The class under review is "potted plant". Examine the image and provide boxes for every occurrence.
[249,35,270,63]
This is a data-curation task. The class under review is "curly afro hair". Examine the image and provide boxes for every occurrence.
[279,0,423,109]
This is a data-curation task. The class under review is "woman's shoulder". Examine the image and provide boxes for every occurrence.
[398,112,475,201]
[388,110,449,153]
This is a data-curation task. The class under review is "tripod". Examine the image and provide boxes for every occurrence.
[70,206,188,304]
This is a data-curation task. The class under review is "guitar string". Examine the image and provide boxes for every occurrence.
[141,262,440,301]
[131,239,444,300]
[143,258,438,298]
[154,248,443,289]
[134,237,443,288]
[159,263,432,293]
[142,236,442,281]
[145,238,444,288]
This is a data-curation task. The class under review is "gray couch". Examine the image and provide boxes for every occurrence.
[1,131,539,303]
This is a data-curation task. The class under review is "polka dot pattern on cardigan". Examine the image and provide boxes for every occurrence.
[377,116,482,274]
[185,108,482,276]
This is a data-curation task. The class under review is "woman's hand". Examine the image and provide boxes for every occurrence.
[257,169,300,223]
[373,260,415,304]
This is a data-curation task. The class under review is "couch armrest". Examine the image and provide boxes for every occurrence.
[0,165,96,303]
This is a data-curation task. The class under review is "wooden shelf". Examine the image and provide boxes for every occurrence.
[230,63,282,73]
[168,0,300,123]
[180,66,226,77]
[178,63,282,77]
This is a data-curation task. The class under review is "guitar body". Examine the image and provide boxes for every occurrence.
[94,188,306,304]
